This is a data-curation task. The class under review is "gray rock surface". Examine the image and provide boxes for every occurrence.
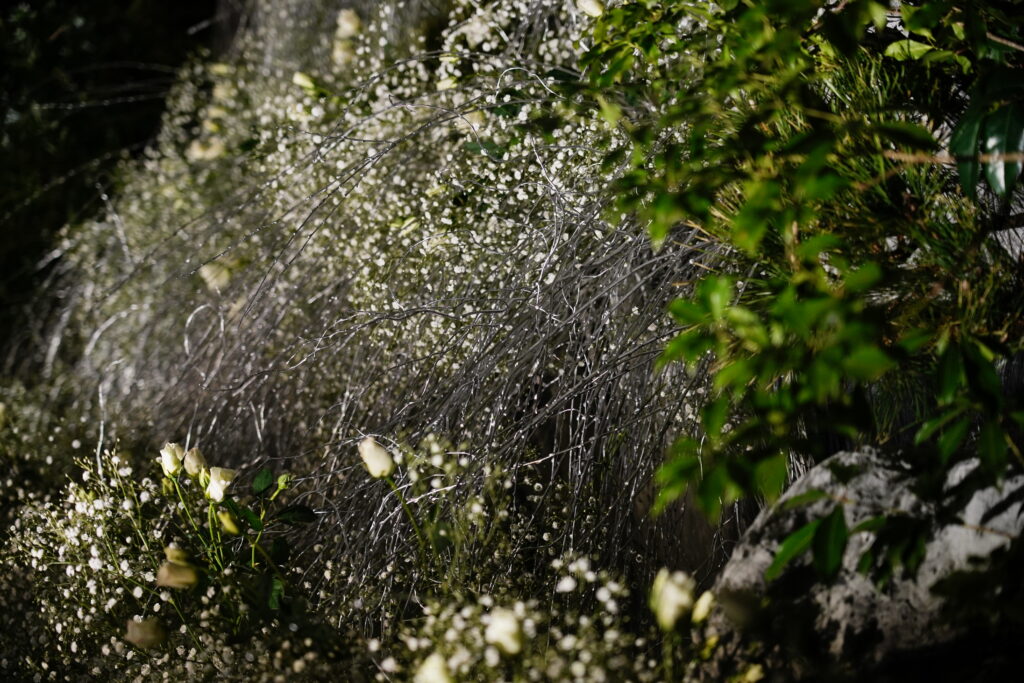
[710,448,1024,669]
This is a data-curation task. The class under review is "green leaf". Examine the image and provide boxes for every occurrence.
[698,276,733,320]
[981,103,1024,199]
[978,420,1007,473]
[843,262,882,293]
[842,346,894,382]
[812,505,849,579]
[668,298,707,325]
[783,488,830,510]
[884,39,933,61]
[222,498,263,531]
[253,467,275,496]
[935,345,964,405]
[915,406,966,445]
[874,122,938,151]
[702,397,730,438]
[268,575,285,610]
[754,453,788,503]
[273,504,316,526]
[950,103,986,200]
[852,515,886,534]
[937,416,970,463]
[653,448,701,514]
[765,519,820,582]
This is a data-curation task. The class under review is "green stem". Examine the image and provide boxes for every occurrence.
[385,476,429,566]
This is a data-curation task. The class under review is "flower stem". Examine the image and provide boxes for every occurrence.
[385,476,429,566]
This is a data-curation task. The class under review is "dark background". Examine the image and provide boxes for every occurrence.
[0,1,239,356]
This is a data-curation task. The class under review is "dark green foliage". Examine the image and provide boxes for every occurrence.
[577,0,1024,587]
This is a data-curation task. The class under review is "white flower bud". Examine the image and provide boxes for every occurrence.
[158,443,184,477]
[183,447,207,477]
[124,618,166,649]
[649,568,695,631]
[358,438,395,479]
[335,9,362,39]
[156,562,198,589]
[577,0,605,18]
[692,590,715,624]
[205,467,237,502]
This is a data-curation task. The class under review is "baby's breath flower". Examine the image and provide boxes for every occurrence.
[414,652,452,683]
[485,607,523,655]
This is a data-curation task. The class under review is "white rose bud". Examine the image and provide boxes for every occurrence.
[414,652,453,683]
[335,9,362,39]
[649,568,695,631]
[577,0,605,18]
[358,438,395,479]
[183,447,207,477]
[156,562,198,589]
[692,590,715,624]
[124,617,166,649]
[205,467,237,502]
[484,607,523,655]
[158,443,184,477]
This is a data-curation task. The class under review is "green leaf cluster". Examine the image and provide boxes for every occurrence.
[577,0,1024,583]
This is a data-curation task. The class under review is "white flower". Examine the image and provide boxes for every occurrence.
[649,568,695,631]
[183,447,207,477]
[292,71,315,90]
[484,607,522,655]
[555,575,577,593]
[414,652,452,683]
[158,443,184,477]
[205,467,237,502]
[358,437,395,478]
[335,9,362,39]
[577,0,605,18]
[692,590,715,624]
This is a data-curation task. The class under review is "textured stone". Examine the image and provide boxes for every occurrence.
[709,448,1024,673]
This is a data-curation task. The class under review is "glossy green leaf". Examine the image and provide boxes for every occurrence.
[935,345,964,405]
[950,103,985,200]
[884,39,933,61]
[253,467,274,496]
[842,346,894,382]
[754,453,788,503]
[978,420,1007,473]
[273,504,316,526]
[812,505,849,579]
[221,498,263,531]
[851,515,886,534]
[783,488,830,510]
[937,416,970,463]
[874,122,938,151]
[981,103,1024,199]
[765,518,820,581]
[915,406,966,445]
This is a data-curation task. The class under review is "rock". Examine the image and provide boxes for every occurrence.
[705,448,1024,678]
